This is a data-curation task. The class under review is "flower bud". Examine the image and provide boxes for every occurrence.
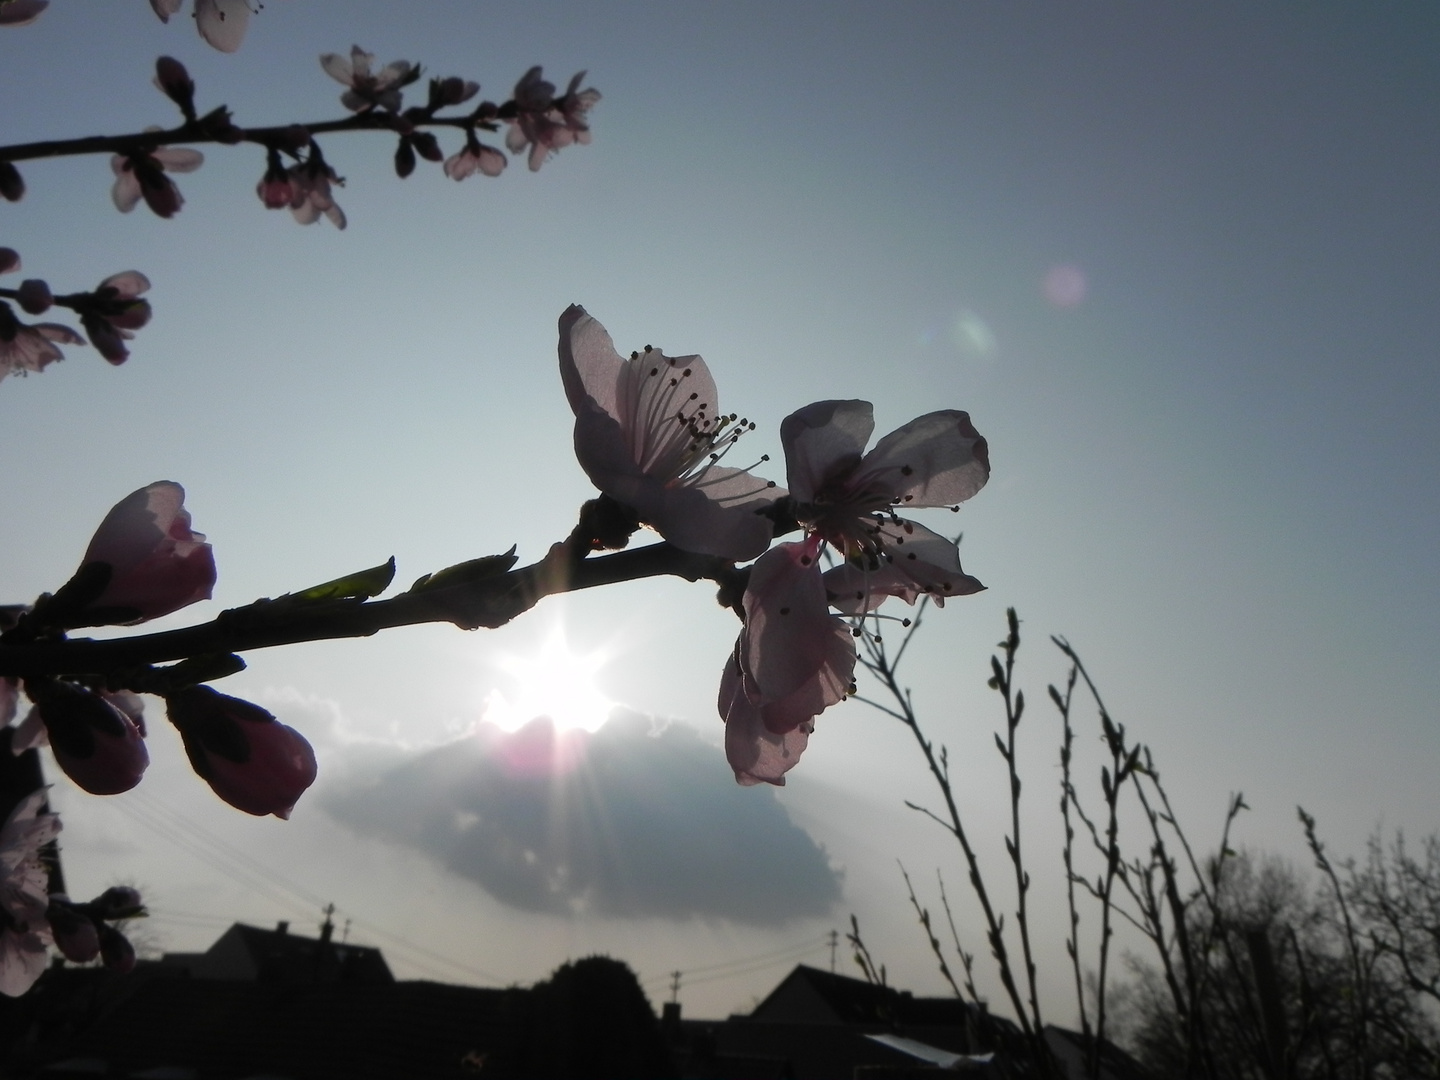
[71,481,215,627]
[0,247,17,275]
[411,131,443,162]
[30,681,149,796]
[153,56,196,120]
[165,686,317,819]
[46,899,100,963]
[98,923,136,974]
[90,885,144,920]
[16,278,51,315]
[0,162,22,203]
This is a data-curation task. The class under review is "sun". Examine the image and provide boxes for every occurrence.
[482,629,615,734]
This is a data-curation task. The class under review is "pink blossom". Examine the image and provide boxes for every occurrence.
[28,684,149,796]
[0,251,83,379]
[151,0,262,53]
[782,400,988,612]
[79,270,152,365]
[286,152,346,229]
[719,538,856,786]
[505,67,600,171]
[110,142,203,218]
[443,135,506,181]
[0,307,83,382]
[0,789,58,997]
[0,0,48,27]
[320,45,413,113]
[164,686,317,818]
[559,305,783,561]
[76,481,215,626]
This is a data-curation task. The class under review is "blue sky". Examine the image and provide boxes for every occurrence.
[2,2,1437,1020]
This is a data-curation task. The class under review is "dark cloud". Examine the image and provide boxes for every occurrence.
[323,710,842,925]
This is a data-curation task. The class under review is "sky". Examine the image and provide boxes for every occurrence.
[2,1,1438,1023]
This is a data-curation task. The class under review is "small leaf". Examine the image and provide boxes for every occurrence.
[409,547,518,592]
[288,557,396,602]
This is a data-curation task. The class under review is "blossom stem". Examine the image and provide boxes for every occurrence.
[0,111,500,165]
[0,540,744,680]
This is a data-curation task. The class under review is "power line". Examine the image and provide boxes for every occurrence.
[109,789,509,985]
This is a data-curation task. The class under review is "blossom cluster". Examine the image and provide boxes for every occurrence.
[0,248,154,381]
[0,788,146,996]
[558,306,990,785]
[1,51,599,235]
[1,482,317,817]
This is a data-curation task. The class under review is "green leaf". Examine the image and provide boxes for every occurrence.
[289,557,397,602]
[409,547,518,592]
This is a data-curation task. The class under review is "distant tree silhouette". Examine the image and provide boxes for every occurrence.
[485,955,675,1079]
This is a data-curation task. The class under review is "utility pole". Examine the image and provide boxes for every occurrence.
[669,970,682,1004]
[829,928,839,973]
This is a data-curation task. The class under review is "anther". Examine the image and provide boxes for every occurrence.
[779,607,790,615]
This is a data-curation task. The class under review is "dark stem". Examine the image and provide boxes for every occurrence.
[0,539,743,680]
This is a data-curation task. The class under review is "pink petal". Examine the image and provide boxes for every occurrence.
[110,169,142,214]
[639,466,783,563]
[153,146,204,173]
[194,0,249,53]
[743,540,855,704]
[477,146,507,176]
[860,410,990,508]
[98,270,150,299]
[81,481,216,624]
[780,400,876,503]
[824,519,984,614]
[34,323,84,344]
[319,51,354,84]
[720,656,811,787]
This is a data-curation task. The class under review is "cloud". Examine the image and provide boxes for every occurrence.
[322,710,843,925]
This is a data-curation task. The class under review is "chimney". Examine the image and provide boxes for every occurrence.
[276,921,289,935]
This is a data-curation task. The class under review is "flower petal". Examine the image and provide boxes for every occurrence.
[194,0,250,52]
[319,51,354,84]
[824,519,984,614]
[780,400,876,503]
[742,540,855,721]
[720,653,811,787]
[153,146,204,173]
[860,410,990,508]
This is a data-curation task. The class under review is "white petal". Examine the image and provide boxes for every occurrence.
[861,410,990,508]
[780,400,875,503]
[194,0,249,52]
[111,172,142,213]
[153,146,204,173]
[319,52,354,85]
[98,270,151,298]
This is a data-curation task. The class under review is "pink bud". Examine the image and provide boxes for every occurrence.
[153,56,196,116]
[79,481,215,625]
[98,924,135,974]
[46,900,100,963]
[31,682,149,796]
[165,686,317,819]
